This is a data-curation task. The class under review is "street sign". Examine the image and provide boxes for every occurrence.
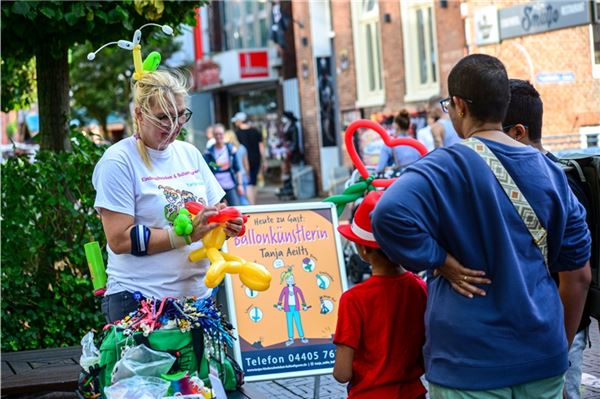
[224,202,348,382]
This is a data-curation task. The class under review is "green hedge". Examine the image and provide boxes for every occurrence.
[1,133,107,351]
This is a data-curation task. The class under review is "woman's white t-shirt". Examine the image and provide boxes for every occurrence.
[92,136,225,299]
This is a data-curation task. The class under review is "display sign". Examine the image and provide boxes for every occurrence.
[239,51,269,79]
[224,203,348,382]
[499,0,591,40]
[474,6,500,45]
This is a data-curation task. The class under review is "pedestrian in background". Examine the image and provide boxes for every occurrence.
[376,109,422,175]
[334,191,428,399]
[204,124,243,206]
[231,112,267,204]
[429,95,461,148]
[372,54,591,398]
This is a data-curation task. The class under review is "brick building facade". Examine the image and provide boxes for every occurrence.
[200,1,599,195]
[465,0,600,150]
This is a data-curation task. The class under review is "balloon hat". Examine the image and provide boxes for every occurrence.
[87,23,174,80]
[324,119,428,216]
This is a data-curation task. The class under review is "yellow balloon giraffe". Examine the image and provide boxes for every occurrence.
[182,202,272,291]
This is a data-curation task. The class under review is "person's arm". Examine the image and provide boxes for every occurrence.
[375,147,390,174]
[559,264,591,347]
[431,122,444,148]
[372,172,446,272]
[231,147,245,196]
[259,141,268,173]
[554,183,592,346]
[98,206,220,255]
[333,344,354,383]
[333,293,360,384]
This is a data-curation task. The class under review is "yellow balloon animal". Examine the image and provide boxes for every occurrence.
[184,203,272,291]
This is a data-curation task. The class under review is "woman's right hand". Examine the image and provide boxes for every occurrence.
[189,206,220,242]
[434,254,491,298]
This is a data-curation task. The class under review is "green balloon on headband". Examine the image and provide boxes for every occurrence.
[142,51,162,72]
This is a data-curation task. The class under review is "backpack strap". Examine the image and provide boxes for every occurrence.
[460,138,548,267]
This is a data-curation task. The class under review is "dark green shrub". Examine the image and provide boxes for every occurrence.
[1,133,108,351]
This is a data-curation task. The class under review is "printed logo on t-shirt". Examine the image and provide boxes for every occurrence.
[158,185,206,221]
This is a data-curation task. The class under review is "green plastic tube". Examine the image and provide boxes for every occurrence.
[84,241,107,296]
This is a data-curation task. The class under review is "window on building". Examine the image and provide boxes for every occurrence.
[351,0,385,107]
[592,17,600,78]
[221,1,270,51]
[401,0,440,102]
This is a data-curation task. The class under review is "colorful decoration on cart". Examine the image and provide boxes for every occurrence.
[174,201,272,292]
[87,23,174,80]
[345,119,428,188]
[111,291,235,347]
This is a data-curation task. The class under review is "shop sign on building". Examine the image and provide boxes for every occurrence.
[499,0,591,40]
[536,71,576,84]
[197,48,278,92]
[474,6,500,45]
[239,51,270,79]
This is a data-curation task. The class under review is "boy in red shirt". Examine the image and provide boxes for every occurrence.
[333,191,428,399]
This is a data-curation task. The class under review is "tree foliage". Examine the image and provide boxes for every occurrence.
[0,57,37,113]
[1,1,201,150]
[1,133,108,351]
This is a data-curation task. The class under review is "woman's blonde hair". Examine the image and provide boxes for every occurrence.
[225,129,240,147]
[132,69,190,168]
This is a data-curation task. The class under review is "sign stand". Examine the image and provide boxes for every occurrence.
[223,202,348,383]
[313,375,321,399]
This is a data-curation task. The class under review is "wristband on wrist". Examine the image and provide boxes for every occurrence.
[167,226,189,249]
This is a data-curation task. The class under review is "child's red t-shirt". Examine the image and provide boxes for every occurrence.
[334,272,427,399]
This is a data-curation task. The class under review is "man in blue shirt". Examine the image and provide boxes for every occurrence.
[502,79,592,399]
[372,54,591,396]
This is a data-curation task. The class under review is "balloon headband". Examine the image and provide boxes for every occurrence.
[87,23,174,80]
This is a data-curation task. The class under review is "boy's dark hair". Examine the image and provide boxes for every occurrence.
[504,79,543,142]
[447,54,510,123]
[394,109,411,131]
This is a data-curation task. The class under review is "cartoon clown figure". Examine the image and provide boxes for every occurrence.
[276,267,310,346]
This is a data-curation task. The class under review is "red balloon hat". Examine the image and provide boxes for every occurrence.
[338,190,384,248]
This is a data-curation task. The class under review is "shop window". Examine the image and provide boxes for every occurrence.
[351,0,385,107]
[401,0,440,102]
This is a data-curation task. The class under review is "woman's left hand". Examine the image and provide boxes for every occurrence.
[434,254,491,298]
[224,217,243,238]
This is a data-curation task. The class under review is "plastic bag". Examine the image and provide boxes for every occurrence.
[111,344,175,384]
[104,376,170,399]
[79,331,100,372]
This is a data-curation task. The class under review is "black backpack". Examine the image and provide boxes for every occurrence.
[559,154,600,320]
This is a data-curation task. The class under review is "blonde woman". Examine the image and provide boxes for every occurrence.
[92,70,243,323]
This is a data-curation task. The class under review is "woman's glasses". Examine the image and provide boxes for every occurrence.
[154,108,193,128]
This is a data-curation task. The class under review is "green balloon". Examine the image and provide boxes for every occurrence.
[142,51,161,72]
